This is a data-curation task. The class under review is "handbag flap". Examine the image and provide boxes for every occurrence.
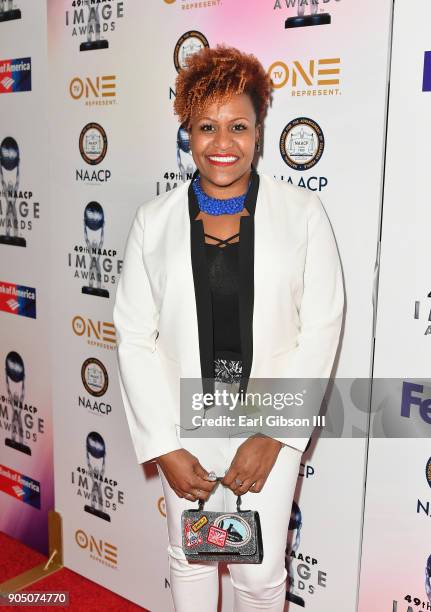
[181,509,259,556]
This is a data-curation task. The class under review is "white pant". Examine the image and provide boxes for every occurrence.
[157,388,302,612]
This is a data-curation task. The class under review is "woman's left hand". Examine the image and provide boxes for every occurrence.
[221,434,283,495]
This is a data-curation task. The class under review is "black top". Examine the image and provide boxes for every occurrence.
[204,232,242,361]
[188,166,260,396]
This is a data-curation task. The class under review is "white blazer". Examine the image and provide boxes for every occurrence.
[113,172,344,464]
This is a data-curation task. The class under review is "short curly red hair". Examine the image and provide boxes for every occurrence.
[174,45,272,129]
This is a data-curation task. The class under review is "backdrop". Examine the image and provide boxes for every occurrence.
[2,2,426,612]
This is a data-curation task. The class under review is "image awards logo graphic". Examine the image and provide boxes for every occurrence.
[177,125,194,179]
[285,500,328,606]
[279,117,324,171]
[68,204,121,292]
[71,432,125,522]
[286,500,305,606]
[84,431,110,522]
[0,351,44,452]
[0,57,31,94]
[0,0,21,23]
[81,202,110,299]
[3,351,30,456]
[280,0,332,28]
[413,293,431,335]
[0,136,25,246]
[79,0,109,51]
[156,126,196,195]
[65,1,124,52]
[426,555,431,604]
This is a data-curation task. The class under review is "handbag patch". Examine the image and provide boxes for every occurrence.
[207,525,228,548]
[213,514,252,547]
[191,515,208,532]
[184,519,203,548]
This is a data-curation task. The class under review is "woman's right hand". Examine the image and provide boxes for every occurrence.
[156,449,218,501]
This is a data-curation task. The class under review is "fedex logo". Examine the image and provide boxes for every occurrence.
[401,382,431,424]
[422,51,431,92]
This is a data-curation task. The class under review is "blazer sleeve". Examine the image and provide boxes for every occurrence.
[271,190,344,454]
[113,206,183,465]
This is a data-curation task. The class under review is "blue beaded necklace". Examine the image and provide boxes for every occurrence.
[192,174,249,216]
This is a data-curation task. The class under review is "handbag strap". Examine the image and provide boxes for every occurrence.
[197,495,242,513]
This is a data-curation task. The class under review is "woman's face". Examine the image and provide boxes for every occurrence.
[188,92,260,195]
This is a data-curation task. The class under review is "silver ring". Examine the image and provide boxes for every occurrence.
[235,477,243,486]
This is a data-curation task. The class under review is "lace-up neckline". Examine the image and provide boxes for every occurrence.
[204,232,240,248]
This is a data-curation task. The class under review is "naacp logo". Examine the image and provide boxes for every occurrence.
[81,358,108,398]
[174,31,209,73]
[426,457,431,489]
[279,117,324,171]
[79,123,108,165]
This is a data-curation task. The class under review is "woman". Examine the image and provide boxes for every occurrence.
[113,45,344,612]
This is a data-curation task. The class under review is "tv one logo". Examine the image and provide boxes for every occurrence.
[72,316,116,345]
[268,57,341,91]
[69,75,117,101]
[401,382,431,424]
[75,529,118,567]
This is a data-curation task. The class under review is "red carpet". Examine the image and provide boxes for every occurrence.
[0,532,149,611]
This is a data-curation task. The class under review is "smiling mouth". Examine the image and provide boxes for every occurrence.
[206,155,240,167]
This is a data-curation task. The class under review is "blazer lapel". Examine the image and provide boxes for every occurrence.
[238,169,259,396]
[188,168,260,397]
[188,173,214,396]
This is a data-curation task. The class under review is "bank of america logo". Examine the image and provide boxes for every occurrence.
[12,485,24,498]
[1,77,13,90]
[422,51,431,91]
[0,57,31,94]
[6,298,18,311]
[0,281,36,319]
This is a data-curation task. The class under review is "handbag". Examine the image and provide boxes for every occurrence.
[181,492,264,564]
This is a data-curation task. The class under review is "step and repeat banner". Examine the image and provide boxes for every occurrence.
[46,1,392,611]
[359,2,431,611]
[6,1,424,611]
[0,1,53,556]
